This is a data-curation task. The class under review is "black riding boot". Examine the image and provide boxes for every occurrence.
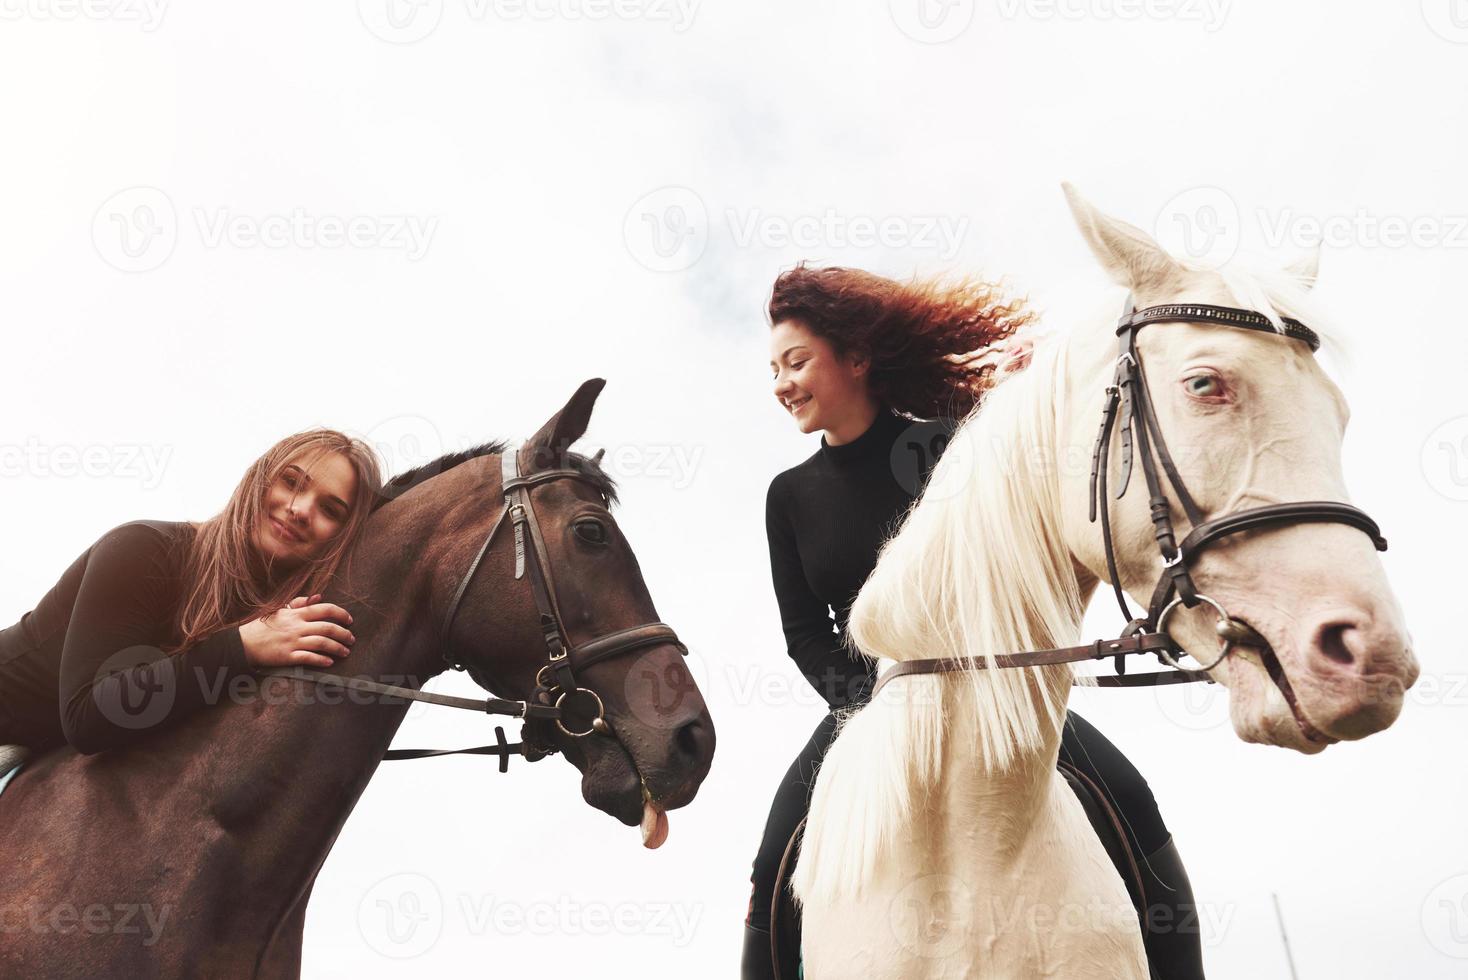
[741,922,778,980]
[1139,835,1207,979]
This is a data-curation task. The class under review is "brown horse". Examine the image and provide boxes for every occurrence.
[0,379,716,977]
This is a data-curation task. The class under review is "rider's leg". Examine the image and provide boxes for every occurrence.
[743,709,841,980]
[1060,711,1206,980]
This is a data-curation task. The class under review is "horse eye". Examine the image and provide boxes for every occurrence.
[574,520,607,545]
[1185,374,1224,398]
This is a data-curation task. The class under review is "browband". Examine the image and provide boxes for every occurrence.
[1117,303,1320,352]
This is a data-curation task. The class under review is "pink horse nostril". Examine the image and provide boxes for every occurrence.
[1315,621,1358,668]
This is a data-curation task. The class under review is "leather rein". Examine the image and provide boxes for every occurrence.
[263,445,688,772]
[872,299,1387,700]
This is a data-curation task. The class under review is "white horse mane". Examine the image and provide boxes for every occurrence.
[793,258,1330,905]
[794,333,1083,904]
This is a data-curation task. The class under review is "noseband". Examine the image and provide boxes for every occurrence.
[265,445,688,771]
[873,298,1388,696]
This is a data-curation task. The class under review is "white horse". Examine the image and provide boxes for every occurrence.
[792,185,1420,979]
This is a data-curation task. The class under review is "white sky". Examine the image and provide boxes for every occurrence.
[2,1,1466,977]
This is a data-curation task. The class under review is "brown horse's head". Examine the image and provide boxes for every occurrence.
[439,379,715,846]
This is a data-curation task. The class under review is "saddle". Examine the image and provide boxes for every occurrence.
[768,759,1151,980]
[0,744,30,797]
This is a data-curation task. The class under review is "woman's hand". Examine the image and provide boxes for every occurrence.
[239,593,356,669]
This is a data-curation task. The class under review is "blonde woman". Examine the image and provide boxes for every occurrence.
[0,429,381,758]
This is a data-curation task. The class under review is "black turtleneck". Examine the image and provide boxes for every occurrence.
[0,520,252,754]
[764,407,955,709]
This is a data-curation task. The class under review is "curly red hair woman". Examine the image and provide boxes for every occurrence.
[746,263,1203,980]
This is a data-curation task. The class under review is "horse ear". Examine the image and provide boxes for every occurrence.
[1062,182,1184,293]
[1285,246,1320,290]
[524,378,606,471]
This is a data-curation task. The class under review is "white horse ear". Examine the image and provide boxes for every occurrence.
[1062,182,1183,293]
[1285,246,1320,290]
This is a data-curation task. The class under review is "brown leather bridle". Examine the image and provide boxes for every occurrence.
[266,444,688,771]
[872,298,1388,699]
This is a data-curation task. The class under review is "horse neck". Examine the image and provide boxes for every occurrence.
[198,529,446,895]
[922,674,1069,867]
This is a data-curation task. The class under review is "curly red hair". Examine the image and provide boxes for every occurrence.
[768,263,1035,419]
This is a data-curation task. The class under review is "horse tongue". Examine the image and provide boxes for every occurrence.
[641,802,669,849]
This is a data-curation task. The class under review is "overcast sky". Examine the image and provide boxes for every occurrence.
[2,2,1466,977]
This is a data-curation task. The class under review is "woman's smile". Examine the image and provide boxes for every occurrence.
[269,517,306,545]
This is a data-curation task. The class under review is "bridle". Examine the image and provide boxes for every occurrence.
[872,298,1388,700]
[264,444,688,771]
[441,445,688,743]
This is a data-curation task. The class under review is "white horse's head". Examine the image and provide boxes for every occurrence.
[1059,184,1419,753]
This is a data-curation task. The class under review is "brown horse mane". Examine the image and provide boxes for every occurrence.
[372,439,620,511]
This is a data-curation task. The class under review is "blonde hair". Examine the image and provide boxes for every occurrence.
[169,428,383,653]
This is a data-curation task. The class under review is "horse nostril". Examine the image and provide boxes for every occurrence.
[1316,622,1356,668]
[675,717,713,767]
